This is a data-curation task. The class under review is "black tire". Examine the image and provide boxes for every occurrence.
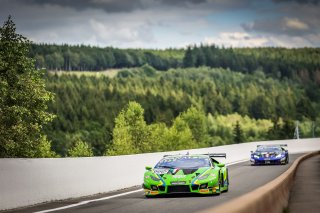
[220,173,224,187]
[225,171,229,192]
[218,174,224,194]
[227,168,229,186]
[286,156,289,164]
[216,172,222,195]
[217,181,221,195]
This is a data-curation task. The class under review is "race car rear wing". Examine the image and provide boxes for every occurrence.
[206,153,226,158]
[257,144,287,148]
[257,144,288,151]
[163,153,227,158]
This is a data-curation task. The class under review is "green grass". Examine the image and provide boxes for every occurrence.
[48,69,121,78]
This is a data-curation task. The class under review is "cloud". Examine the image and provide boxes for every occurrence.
[20,0,145,13]
[204,32,316,47]
[13,0,254,14]
[89,18,155,44]
[159,0,252,9]
[204,32,269,47]
[243,17,311,36]
[1,0,319,48]
[273,0,320,5]
[283,17,309,30]
[242,0,319,47]
[159,0,207,6]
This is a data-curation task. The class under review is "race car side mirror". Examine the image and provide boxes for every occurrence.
[217,163,225,168]
[145,166,152,171]
[250,151,253,154]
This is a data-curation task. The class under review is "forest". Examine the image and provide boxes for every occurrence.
[2,17,319,158]
[44,65,320,156]
[29,44,184,71]
[22,43,320,156]
[30,44,320,85]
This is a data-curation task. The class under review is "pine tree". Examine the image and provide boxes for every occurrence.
[233,121,244,143]
[183,46,195,67]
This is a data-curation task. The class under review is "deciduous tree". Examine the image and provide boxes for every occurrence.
[0,16,55,157]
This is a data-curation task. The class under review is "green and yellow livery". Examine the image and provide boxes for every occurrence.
[143,153,229,197]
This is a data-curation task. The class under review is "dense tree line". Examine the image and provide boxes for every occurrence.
[183,45,320,85]
[43,67,319,156]
[29,44,183,71]
[30,44,320,85]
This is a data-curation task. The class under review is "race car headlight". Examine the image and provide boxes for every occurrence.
[253,155,259,159]
[198,174,209,180]
[276,154,283,158]
[150,175,160,181]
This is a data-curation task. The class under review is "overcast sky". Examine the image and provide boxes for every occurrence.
[1,0,319,48]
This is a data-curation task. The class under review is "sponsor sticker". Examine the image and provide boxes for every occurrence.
[171,181,186,185]
[173,175,186,178]
[154,168,169,175]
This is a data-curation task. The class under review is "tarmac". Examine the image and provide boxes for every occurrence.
[288,154,320,213]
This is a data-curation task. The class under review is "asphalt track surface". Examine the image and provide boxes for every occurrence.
[6,154,303,213]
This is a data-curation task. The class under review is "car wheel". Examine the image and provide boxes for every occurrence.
[218,174,223,195]
[215,173,222,195]
[221,173,224,187]
[225,171,229,192]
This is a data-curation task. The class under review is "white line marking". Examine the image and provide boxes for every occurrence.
[36,159,249,212]
[35,189,143,213]
[226,159,249,166]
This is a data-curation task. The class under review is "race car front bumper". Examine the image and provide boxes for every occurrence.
[250,157,286,165]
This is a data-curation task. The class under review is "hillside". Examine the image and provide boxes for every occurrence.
[44,66,319,156]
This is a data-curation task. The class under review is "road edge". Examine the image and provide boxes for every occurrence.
[198,150,320,213]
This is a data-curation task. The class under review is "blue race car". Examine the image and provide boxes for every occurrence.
[250,144,289,165]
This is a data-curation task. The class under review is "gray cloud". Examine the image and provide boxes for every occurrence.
[159,0,253,10]
[13,0,253,13]
[273,0,320,5]
[18,0,145,13]
[1,0,319,48]
[160,0,207,5]
[242,0,320,47]
[242,17,314,36]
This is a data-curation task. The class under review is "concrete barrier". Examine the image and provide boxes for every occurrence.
[0,138,319,210]
[198,150,320,213]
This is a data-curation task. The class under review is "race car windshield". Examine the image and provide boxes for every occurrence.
[257,146,282,152]
[155,156,211,169]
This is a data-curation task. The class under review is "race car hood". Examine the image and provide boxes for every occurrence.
[254,151,283,157]
[153,167,209,184]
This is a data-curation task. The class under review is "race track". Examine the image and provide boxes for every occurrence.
[8,153,303,213]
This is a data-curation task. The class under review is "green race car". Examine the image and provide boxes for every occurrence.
[143,153,229,197]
